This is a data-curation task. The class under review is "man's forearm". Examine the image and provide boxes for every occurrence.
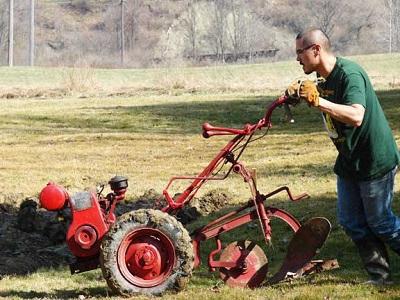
[318,98,365,127]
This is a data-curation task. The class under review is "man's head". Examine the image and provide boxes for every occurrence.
[295,28,332,75]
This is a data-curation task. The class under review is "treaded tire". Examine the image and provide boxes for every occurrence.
[100,209,194,296]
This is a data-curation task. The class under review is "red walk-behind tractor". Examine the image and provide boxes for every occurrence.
[39,94,338,296]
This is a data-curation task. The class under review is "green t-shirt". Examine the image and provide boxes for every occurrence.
[318,57,399,180]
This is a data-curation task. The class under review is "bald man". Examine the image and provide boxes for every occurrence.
[287,28,400,285]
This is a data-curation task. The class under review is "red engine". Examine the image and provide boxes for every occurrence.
[39,176,128,273]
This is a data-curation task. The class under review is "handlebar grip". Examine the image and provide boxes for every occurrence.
[291,192,310,201]
[202,122,254,138]
[202,123,211,138]
[202,122,212,131]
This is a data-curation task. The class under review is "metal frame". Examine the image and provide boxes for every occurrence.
[159,95,309,271]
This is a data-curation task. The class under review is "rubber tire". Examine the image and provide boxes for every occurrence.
[100,209,194,296]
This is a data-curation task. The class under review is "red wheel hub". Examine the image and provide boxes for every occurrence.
[118,228,176,288]
[133,244,160,270]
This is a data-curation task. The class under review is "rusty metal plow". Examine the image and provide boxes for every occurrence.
[267,217,339,285]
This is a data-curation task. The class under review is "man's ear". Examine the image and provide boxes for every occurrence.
[313,44,321,56]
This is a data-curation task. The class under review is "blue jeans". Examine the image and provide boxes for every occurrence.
[337,166,400,254]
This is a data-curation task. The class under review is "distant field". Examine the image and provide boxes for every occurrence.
[0,53,399,97]
[0,54,399,299]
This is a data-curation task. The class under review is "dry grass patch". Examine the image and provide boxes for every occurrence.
[1,53,399,98]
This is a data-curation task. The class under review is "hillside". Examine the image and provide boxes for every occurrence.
[1,0,187,67]
[0,0,399,68]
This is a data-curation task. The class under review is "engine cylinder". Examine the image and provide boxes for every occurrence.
[39,182,69,211]
[109,175,128,192]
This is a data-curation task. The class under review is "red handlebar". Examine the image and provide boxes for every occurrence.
[162,94,290,213]
[202,94,288,138]
[202,122,257,138]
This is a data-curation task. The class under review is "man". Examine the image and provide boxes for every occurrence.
[287,28,400,284]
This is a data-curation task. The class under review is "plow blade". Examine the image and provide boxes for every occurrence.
[267,217,333,285]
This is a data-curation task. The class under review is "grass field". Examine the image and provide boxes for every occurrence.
[0,54,399,299]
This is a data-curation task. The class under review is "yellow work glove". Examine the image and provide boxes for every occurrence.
[299,80,320,107]
[285,80,302,105]
[285,80,301,98]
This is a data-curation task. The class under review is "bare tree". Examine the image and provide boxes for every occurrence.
[124,0,140,51]
[383,0,400,52]
[0,0,392,67]
[181,0,198,60]
[207,0,229,61]
[397,0,400,50]
[8,0,14,66]
[226,0,245,59]
[331,0,376,52]
[225,1,276,60]
[306,0,340,37]
[264,0,308,34]
[0,1,8,65]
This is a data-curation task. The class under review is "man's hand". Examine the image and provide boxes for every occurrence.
[285,80,302,105]
[300,80,320,107]
[286,80,301,98]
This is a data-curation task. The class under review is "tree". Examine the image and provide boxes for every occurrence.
[306,0,340,38]
[124,0,140,51]
[207,0,229,61]
[383,0,400,52]
[0,1,8,65]
[181,0,199,60]
[226,0,245,59]
[331,0,376,52]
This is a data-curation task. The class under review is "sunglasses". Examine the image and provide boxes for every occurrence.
[296,44,316,55]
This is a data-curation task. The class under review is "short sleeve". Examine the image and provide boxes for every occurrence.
[342,73,366,107]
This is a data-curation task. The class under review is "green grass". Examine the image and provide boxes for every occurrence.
[0,54,399,299]
[1,53,399,95]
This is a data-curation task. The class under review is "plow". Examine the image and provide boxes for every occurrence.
[39,94,338,296]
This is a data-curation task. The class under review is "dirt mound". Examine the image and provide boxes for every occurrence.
[116,189,167,216]
[0,199,73,278]
[191,189,232,215]
[0,88,70,99]
[176,189,233,224]
[120,188,233,225]
[0,189,233,277]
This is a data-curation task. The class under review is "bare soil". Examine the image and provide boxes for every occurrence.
[0,199,73,277]
[0,189,232,277]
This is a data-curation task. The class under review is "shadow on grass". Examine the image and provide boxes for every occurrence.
[13,89,400,135]
[256,161,333,178]
[0,287,108,299]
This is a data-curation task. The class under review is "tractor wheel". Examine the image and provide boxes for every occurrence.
[219,240,268,288]
[100,209,194,296]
